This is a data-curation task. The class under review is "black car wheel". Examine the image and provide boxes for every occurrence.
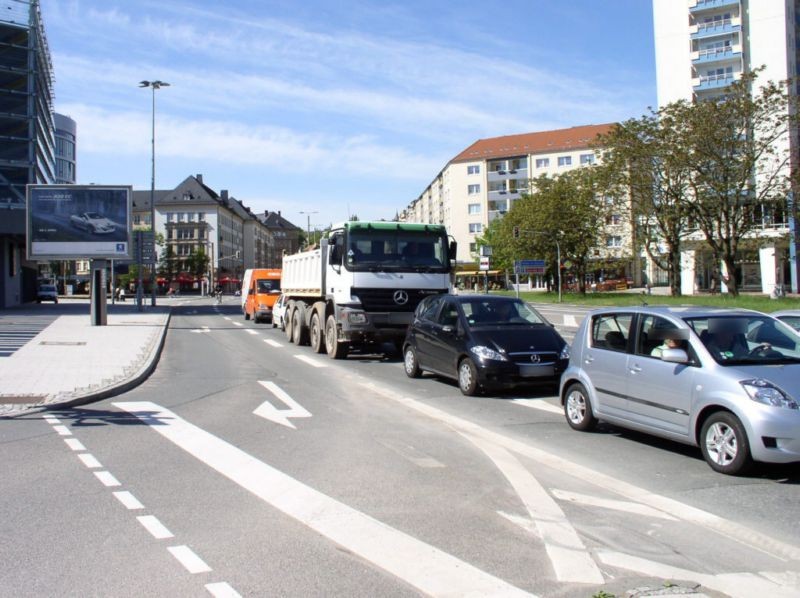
[403,345,421,378]
[564,382,597,431]
[458,358,479,396]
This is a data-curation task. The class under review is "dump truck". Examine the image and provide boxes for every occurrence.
[281,221,456,358]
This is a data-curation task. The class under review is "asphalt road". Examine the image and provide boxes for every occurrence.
[2,296,799,597]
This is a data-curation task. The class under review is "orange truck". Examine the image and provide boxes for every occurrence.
[241,268,282,323]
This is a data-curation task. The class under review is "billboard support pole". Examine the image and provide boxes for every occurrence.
[90,259,108,326]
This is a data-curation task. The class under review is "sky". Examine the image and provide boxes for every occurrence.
[42,0,657,231]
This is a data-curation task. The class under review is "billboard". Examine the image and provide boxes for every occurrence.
[26,185,133,260]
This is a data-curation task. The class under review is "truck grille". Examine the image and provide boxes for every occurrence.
[351,288,447,312]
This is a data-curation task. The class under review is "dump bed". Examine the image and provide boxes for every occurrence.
[281,248,324,296]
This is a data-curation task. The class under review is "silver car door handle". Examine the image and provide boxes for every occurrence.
[629,364,642,373]
[584,355,594,364]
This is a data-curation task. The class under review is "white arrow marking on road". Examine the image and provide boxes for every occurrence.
[254,381,311,429]
[113,401,535,597]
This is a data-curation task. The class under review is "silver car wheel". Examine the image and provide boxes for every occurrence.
[705,422,738,466]
[566,391,587,424]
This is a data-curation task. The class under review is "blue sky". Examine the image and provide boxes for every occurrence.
[43,0,656,230]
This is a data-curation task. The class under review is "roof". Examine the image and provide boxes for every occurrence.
[451,123,615,163]
[257,211,301,231]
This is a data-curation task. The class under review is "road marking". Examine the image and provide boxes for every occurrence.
[463,432,604,584]
[598,551,799,598]
[113,491,145,510]
[563,315,578,327]
[511,398,563,415]
[191,326,211,334]
[44,415,60,424]
[77,453,102,469]
[254,381,312,429]
[357,378,800,562]
[137,515,174,539]
[205,582,242,597]
[550,489,678,521]
[264,339,282,348]
[233,322,243,327]
[168,545,212,574]
[245,329,258,335]
[223,317,231,321]
[116,401,534,597]
[53,425,72,436]
[294,354,327,368]
[64,438,86,451]
[94,471,121,487]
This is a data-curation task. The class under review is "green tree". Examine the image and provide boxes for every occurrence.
[186,247,210,279]
[595,110,694,296]
[158,245,177,281]
[681,71,796,296]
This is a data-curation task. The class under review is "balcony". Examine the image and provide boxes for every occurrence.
[692,46,742,66]
[692,71,740,91]
[690,17,741,40]
[488,210,505,223]
[690,0,740,15]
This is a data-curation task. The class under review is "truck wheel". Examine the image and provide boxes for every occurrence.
[244,309,250,321]
[292,306,309,345]
[284,304,294,341]
[325,315,348,359]
[310,312,325,353]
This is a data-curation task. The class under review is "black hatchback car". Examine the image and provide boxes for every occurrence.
[403,294,569,395]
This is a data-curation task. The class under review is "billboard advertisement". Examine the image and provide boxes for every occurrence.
[26,185,132,260]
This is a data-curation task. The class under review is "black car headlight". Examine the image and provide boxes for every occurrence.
[470,345,509,362]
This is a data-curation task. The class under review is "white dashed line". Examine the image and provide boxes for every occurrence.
[43,416,60,424]
[232,321,243,327]
[64,438,86,451]
[77,453,102,469]
[223,317,231,321]
[264,339,282,348]
[294,354,327,368]
[52,425,72,436]
[168,545,212,574]
[94,471,121,487]
[113,491,145,510]
[137,515,174,539]
[245,329,258,335]
[511,398,563,415]
[205,582,242,597]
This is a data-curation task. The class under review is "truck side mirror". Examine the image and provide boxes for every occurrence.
[329,239,342,264]
[448,241,457,261]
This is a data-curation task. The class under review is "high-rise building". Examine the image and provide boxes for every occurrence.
[0,0,55,307]
[54,113,76,184]
[653,0,799,294]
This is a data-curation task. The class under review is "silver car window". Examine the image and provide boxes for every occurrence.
[591,313,633,352]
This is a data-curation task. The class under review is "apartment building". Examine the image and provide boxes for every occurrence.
[400,124,631,277]
[0,0,54,307]
[653,0,799,294]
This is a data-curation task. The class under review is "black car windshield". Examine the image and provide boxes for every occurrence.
[461,299,546,327]
[346,230,447,272]
[685,315,800,365]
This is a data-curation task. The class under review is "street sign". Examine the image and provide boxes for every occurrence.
[133,231,155,262]
[515,259,546,274]
[479,256,490,271]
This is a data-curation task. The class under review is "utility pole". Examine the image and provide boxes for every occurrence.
[299,211,318,247]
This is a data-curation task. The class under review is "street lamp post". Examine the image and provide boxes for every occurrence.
[139,80,170,306]
[299,211,318,247]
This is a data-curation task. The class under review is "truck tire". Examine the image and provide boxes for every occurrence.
[310,312,325,353]
[284,303,295,342]
[292,305,309,345]
[244,309,250,321]
[325,314,348,359]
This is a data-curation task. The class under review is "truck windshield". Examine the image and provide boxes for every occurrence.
[257,279,280,293]
[346,230,449,273]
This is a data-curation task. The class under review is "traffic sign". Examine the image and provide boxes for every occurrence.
[479,256,490,271]
[515,259,545,274]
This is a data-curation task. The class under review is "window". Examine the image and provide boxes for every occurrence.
[606,235,622,248]
[468,184,480,195]
[558,156,572,167]
[468,203,481,215]
[636,315,689,359]
[488,181,505,192]
[467,165,480,175]
[535,158,549,168]
[197,212,205,221]
[166,213,175,223]
[469,223,483,234]
[591,313,633,352]
[580,153,595,165]
[605,214,622,225]
[469,242,478,253]
[511,158,527,170]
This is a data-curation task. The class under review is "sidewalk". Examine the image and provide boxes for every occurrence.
[0,303,170,417]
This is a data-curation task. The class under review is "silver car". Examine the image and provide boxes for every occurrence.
[560,306,800,475]
[771,309,800,332]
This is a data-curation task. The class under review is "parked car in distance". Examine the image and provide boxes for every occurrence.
[271,293,288,330]
[771,309,800,332]
[403,294,569,396]
[37,284,58,303]
[70,212,116,234]
[561,306,800,475]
